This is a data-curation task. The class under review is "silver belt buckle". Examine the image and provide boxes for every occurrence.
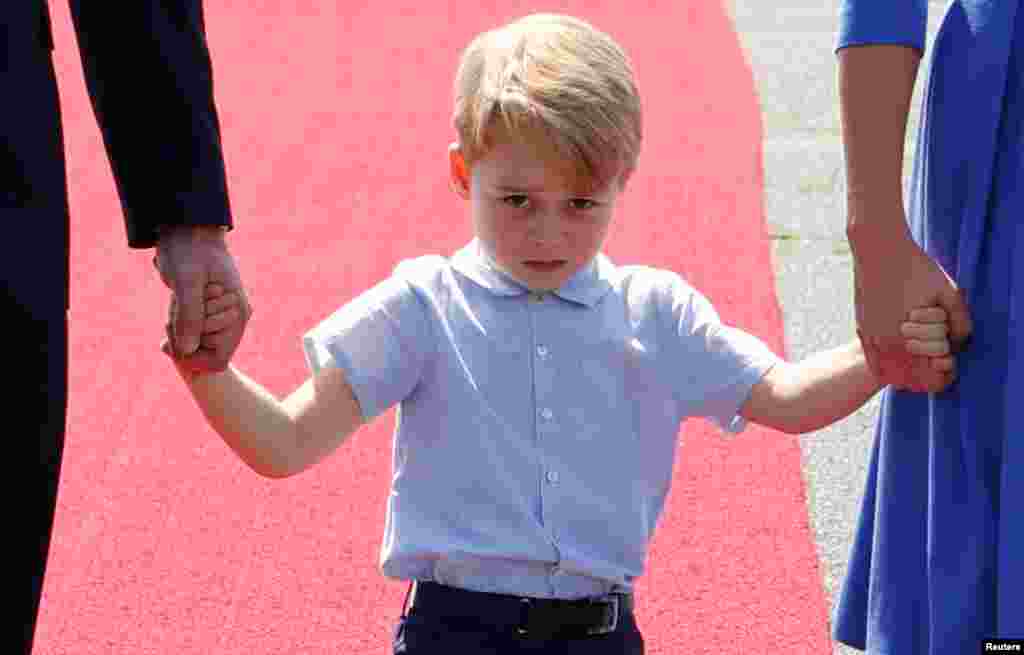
[516,597,532,636]
[585,595,620,636]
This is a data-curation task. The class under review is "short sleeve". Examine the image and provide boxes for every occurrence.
[836,0,928,53]
[301,264,435,423]
[663,275,785,435]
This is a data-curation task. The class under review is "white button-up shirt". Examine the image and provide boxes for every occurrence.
[302,239,782,599]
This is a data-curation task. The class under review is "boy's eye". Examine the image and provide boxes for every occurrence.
[569,199,597,210]
[501,196,598,210]
[502,195,530,209]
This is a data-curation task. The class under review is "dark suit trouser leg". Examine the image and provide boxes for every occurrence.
[4,36,71,655]
[14,305,68,655]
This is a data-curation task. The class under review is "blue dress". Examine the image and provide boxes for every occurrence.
[833,0,1024,652]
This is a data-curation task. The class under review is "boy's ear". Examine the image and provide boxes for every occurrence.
[448,143,470,199]
[618,165,636,191]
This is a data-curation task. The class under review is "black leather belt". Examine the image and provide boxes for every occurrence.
[405,580,633,638]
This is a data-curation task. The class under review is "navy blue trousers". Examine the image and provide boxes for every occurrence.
[14,305,67,654]
[7,34,70,654]
[391,582,646,654]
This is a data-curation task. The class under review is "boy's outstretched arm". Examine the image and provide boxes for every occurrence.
[741,340,882,435]
[740,307,954,435]
[164,286,365,478]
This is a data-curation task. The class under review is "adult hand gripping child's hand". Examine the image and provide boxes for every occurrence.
[162,283,243,378]
[880,305,957,394]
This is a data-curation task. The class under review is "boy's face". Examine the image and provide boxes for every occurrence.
[449,127,630,292]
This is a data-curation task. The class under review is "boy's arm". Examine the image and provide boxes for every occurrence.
[740,340,881,435]
[742,313,955,435]
[172,363,364,478]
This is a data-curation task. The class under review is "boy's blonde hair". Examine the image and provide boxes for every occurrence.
[452,13,642,191]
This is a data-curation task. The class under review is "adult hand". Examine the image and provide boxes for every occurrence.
[850,226,972,392]
[153,225,252,374]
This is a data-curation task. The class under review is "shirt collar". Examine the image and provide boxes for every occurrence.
[450,238,614,308]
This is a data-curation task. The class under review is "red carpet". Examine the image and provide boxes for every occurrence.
[36,2,831,653]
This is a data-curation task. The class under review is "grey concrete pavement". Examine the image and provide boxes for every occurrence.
[728,2,947,653]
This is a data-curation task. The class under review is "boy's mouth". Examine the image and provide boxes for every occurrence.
[522,260,567,273]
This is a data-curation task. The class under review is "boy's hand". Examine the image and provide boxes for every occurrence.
[162,283,243,375]
[892,305,956,393]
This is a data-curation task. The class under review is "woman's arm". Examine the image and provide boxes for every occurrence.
[837,44,972,386]
[839,45,921,245]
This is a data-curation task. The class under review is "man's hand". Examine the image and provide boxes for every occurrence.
[154,225,252,373]
[850,226,972,392]
[161,283,242,380]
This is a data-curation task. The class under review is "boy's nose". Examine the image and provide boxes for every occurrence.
[526,215,562,243]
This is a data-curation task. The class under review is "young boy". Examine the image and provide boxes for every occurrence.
[164,13,956,655]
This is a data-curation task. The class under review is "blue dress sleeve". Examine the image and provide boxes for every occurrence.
[836,0,928,52]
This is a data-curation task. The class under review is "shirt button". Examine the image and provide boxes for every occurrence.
[546,470,560,484]
[540,408,553,421]
[537,345,549,358]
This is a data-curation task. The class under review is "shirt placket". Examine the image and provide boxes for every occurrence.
[527,290,568,595]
